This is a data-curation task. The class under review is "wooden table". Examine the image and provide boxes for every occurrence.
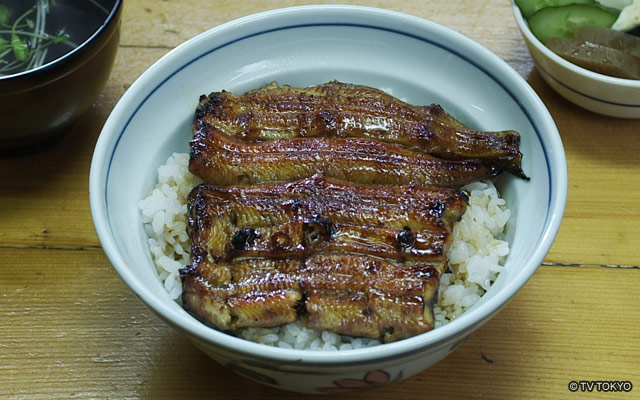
[1,1,638,398]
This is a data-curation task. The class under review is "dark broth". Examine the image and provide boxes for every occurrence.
[0,0,115,76]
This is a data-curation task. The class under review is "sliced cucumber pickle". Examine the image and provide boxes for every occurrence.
[528,5,618,44]
[515,0,596,19]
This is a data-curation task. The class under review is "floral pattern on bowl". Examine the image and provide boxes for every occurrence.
[316,369,404,393]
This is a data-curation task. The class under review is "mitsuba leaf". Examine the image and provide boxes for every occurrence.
[11,33,29,62]
[0,6,12,26]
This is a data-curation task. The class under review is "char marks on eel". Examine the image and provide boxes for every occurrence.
[181,176,467,342]
[191,80,527,184]
[182,81,526,343]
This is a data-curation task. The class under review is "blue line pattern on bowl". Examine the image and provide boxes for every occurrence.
[534,62,640,109]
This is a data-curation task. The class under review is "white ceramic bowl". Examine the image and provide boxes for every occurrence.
[512,1,640,118]
[90,5,567,394]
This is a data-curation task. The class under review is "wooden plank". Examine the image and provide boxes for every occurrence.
[119,0,536,78]
[0,248,637,399]
[120,1,524,52]
[0,47,169,249]
[525,72,640,266]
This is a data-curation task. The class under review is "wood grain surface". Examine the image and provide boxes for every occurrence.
[1,1,638,399]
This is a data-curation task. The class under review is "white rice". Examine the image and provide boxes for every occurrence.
[140,152,510,350]
[138,153,202,300]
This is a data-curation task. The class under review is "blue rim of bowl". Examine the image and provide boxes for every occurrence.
[511,1,640,109]
[92,5,567,368]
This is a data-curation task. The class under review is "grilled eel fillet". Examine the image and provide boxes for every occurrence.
[191,80,527,181]
[180,176,468,342]
[190,125,499,187]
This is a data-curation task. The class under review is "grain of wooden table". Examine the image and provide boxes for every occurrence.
[1,1,639,399]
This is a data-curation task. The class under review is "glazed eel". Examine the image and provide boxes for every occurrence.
[191,80,527,182]
[180,176,468,342]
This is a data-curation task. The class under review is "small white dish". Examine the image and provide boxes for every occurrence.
[90,5,567,393]
[512,1,640,118]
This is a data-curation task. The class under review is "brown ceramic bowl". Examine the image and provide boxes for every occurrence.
[0,0,122,154]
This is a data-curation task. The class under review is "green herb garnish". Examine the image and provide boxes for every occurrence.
[0,0,108,76]
[0,6,13,26]
[11,33,29,61]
